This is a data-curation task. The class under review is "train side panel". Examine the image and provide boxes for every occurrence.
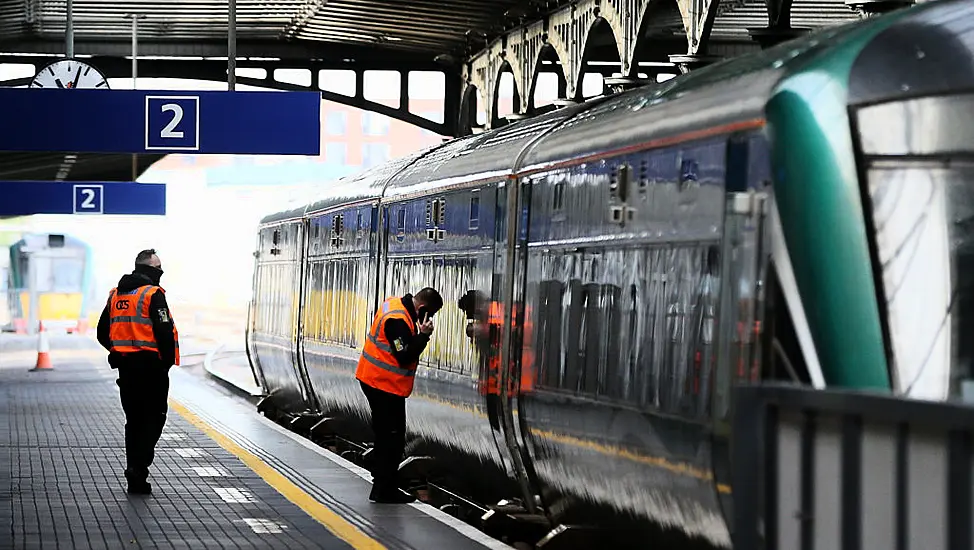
[251,221,310,413]
[515,136,747,546]
[301,203,380,426]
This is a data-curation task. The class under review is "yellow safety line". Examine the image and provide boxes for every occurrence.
[168,399,387,550]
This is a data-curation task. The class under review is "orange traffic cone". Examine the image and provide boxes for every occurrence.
[30,321,53,372]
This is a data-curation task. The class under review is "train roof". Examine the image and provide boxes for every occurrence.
[519,19,874,170]
[257,2,954,226]
[259,145,438,225]
[383,102,594,200]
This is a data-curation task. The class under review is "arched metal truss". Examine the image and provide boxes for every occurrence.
[0,55,462,136]
[460,0,878,135]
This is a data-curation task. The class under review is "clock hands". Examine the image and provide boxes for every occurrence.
[72,66,82,89]
[54,78,65,89]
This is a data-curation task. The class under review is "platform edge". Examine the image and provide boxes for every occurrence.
[168,399,388,550]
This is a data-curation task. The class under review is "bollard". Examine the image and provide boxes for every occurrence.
[30,321,53,371]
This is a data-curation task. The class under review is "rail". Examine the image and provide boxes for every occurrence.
[731,383,974,550]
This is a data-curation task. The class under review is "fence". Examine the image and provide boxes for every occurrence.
[731,383,974,550]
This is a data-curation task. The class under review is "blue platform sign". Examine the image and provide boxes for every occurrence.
[0,181,166,216]
[0,89,320,155]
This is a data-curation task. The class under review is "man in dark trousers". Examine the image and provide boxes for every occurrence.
[356,287,442,503]
[96,249,180,495]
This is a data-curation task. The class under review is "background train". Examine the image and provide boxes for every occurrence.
[3,233,96,334]
[247,1,974,547]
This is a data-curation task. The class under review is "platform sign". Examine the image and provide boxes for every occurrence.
[73,184,104,214]
[0,88,320,155]
[145,96,200,151]
[0,181,166,216]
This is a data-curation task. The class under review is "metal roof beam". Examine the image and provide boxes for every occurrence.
[0,37,439,65]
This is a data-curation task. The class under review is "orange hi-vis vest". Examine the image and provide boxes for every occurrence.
[356,296,418,397]
[108,285,180,366]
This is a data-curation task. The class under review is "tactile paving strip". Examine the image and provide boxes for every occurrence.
[0,350,354,549]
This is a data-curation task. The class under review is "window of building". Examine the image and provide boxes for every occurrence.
[362,112,390,136]
[325,142,347,165]
[420,111,442,138]
[362,143,390,168]
[325,111,347,135]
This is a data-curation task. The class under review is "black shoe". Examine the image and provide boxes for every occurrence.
[125,468,152,495]
[127,480,152,495]
[368,485,416,504]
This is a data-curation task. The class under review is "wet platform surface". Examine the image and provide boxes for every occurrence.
[0,333,508,550]
[0,334,351,549]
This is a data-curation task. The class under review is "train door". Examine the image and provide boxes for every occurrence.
[710,134,772,526]
[491,177,542,514]
[369,203,384,319]
[246,231,267,390]
[294,218,321,411]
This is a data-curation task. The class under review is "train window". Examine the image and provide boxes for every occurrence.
[386,256,475,374]
[425,198,447,228]
[305,262,324,340]
[397,208,406,235]
[316,258,369,347]
[469,195,480,230]
[272,229,280,245]
[534,244,718,417]
[331,215,345,247]
[553,181,565,212]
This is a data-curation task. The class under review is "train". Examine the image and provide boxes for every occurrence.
[4,233,96,334]
[246,1,974,547]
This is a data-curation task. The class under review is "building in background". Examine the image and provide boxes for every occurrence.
[151,98,449,183]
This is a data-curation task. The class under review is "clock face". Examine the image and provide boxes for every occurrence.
[29,59,110,90]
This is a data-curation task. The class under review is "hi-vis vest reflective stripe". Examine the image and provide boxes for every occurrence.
[108,285,181,366]
[356,297,417,397]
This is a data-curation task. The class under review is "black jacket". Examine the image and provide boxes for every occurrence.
[96,265,177,368]
[383,293,430,367]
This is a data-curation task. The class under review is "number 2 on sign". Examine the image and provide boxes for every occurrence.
[160,103,184,138]
[80,188,96,209]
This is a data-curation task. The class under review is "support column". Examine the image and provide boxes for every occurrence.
[747,0,810,49]
[846,0,913,17]
[27,252,37,336]
[672,0,723,73]
[228,0,237,91]
[65,0,74,58]
[127,14,143,181]
[668,54,721,74]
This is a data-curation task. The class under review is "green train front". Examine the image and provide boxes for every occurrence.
[767,0,974,400]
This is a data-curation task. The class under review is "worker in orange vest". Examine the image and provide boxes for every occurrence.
[356,287,442,503]
[96,249,180,496]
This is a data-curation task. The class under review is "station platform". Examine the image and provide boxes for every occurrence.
[0,333,510,550]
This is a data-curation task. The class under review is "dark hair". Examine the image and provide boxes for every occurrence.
[135,249,157,266]
[415,287,444,311]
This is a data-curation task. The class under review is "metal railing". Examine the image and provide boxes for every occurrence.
[731,383,974,550]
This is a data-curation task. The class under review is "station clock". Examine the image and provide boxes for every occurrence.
[29,59,110,90]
